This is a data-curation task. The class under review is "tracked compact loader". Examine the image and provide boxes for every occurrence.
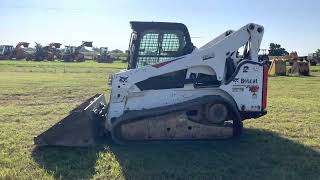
[96,47,112,63]
[34,22,268,146]
[62,41,93,62]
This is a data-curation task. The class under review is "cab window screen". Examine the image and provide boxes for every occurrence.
[161,34,180,53]
[136,31,186,68]
[137,33,159,67]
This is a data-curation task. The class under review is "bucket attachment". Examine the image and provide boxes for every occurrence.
[268,59,286,76]
[22,42,29,48]
[51,43,62,48]
[82,41,93,47]
[34,94,108,147]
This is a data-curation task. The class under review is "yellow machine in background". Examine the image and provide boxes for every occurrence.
[285,52,310,76]
[269,52,310,76]
[288,60,310,76]
[268,58,286,76]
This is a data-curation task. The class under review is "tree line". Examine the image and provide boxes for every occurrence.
[268,43,319,56]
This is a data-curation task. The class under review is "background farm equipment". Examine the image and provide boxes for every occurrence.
[0,45,14,60]
[12,42,30,60]
[284,52,310,76]
[96,47,113,63]
[26,42,62,61]
[307,53,320,66]
[286,51,299,66]
[268,58,286,76]
[0,42,29,60]
[62,41,92,62]
[43,43,62,61]
[26,43,46,61]
[288,60,310,76]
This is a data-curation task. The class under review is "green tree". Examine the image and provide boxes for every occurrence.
[268,43,289,56]
[315,49,320,55]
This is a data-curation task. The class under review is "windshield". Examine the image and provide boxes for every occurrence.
[64,47,75,53]
[101,47,107,53]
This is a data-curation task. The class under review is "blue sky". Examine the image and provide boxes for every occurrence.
[1,0,320,55]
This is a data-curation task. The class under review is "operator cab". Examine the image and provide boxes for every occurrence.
[127,21,195,69]
[127,21,220,90]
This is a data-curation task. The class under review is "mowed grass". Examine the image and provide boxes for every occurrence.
[0,60,319,180]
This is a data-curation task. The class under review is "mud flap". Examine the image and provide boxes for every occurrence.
[34,94,108,147]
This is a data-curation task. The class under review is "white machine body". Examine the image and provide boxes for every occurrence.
[106,23,267,130]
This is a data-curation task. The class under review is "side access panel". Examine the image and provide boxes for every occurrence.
[221,61,267,119]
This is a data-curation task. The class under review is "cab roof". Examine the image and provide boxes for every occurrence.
[130,21,190,36]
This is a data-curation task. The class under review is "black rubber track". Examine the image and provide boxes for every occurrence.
[110,95,243,144]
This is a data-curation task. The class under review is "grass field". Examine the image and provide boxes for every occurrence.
[0,60,319,180]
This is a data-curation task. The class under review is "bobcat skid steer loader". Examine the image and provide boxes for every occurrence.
[34,22,268,146]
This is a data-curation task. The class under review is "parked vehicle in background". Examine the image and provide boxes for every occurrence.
[26,42,62,61]
[0,42,29,60]
[62,41,92,62]
[96,47,113,63]
[0,45,14,60]
[307,53,320,66]
[44,43,62,61]
[26,43,45,61]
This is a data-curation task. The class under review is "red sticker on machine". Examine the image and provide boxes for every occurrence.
[249,85,259,92]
